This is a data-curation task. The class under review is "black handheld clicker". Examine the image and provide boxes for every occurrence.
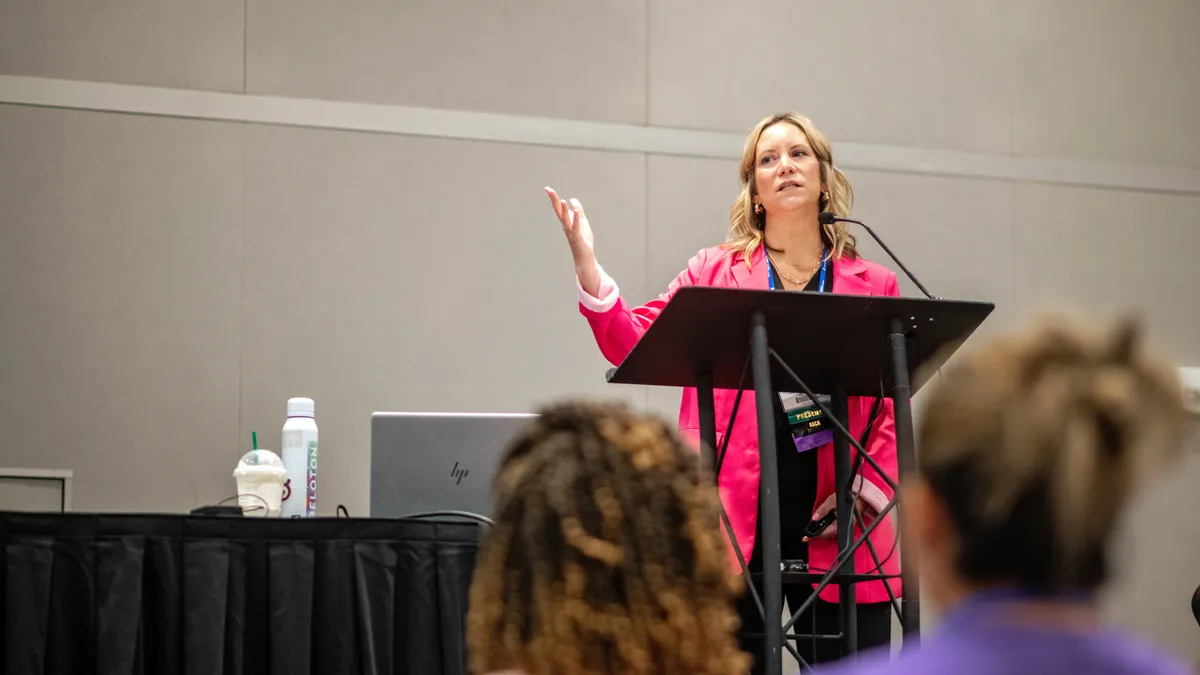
[804,510,837,538]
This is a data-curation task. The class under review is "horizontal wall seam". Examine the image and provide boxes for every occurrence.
[2,75,1198,195]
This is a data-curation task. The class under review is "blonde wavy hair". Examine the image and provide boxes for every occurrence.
[724,112,858,266]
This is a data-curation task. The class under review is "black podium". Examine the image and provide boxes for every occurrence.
[606,286,993,674]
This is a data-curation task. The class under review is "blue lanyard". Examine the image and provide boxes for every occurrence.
[767,246,827,293]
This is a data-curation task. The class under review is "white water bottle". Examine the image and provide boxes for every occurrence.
[281,397,318,518]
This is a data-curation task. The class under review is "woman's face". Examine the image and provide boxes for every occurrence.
[752,122,824,217]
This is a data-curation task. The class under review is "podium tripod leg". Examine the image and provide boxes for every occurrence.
[750,312,782,675]
[832,382,857,657]
[888,317,921,641]
[696,371,717,476]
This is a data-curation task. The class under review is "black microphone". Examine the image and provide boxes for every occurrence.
[819,211,938,299]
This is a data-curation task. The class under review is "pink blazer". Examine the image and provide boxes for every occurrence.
[578,243,902,604]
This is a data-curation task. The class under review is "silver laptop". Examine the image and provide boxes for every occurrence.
[369,412,537,519]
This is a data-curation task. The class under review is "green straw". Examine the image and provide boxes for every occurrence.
[252,431,258,451]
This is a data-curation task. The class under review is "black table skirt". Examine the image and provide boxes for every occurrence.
[0,512,481,675]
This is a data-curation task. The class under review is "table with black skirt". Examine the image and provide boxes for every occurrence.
[0,512,481,675]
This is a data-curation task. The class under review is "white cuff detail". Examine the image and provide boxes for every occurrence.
[854,475,890,516]
[577,264,619,313]
[812,475,891,519]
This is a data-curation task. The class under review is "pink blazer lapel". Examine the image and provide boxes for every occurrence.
[731,245,770,289]
[831,255,873,296]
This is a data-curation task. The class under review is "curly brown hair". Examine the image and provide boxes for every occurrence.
[466,400,749,675]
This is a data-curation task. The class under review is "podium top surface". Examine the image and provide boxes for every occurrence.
[606,286,994,397]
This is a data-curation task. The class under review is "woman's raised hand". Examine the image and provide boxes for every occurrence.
[546,187,601,296]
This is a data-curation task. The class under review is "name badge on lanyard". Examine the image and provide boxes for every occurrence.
[767,246,833,453]
[781,392,834,452]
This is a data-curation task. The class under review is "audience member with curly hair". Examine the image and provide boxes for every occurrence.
[466,400,749,675]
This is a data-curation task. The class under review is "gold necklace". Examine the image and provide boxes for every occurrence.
[777,252,823,271]
[767,253,818,287]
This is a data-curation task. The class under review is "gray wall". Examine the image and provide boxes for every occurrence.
[1,0,1198,663]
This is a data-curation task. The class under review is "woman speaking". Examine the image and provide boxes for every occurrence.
[547,112,902,669]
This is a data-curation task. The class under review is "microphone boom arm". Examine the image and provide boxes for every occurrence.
[821,212,939,300]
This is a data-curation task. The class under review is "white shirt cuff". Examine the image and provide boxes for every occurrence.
[577,264,619,313]
[813,475,891,519]
[854,475,891,516]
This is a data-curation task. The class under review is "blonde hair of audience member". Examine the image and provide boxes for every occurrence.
[910,316,1188,616]
[723,111,858,266]
[466,401,749,675]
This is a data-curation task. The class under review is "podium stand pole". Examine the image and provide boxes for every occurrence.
[697,371,717,474]
[751,312,783,675]
[832,382,857,655]
[888,318,921,640]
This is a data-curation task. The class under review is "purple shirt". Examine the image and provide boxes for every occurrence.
[821,599,1191,675]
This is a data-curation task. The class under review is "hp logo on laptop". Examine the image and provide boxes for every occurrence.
[450,461,469,485]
